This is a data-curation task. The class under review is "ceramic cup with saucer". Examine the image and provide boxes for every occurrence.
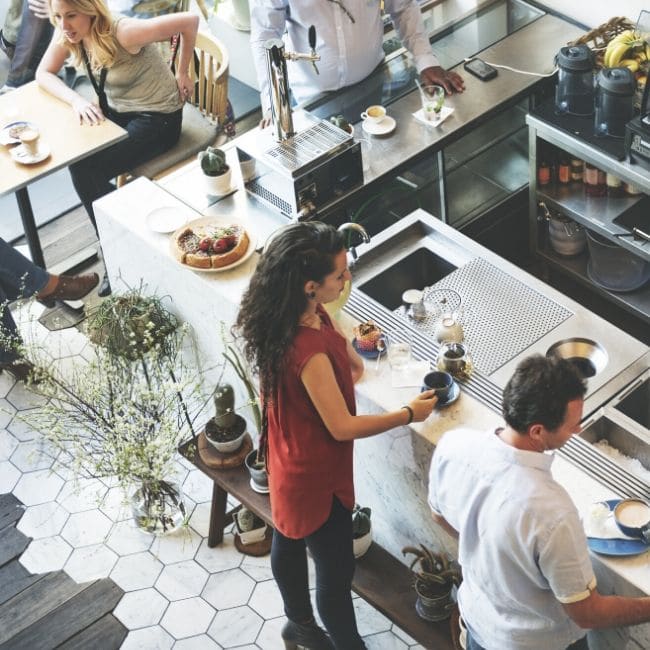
[421,370,453,400]
[362,116,396,136]
[360,105,386,124]
[613,498,650,543]
[10,142,51,165]
[18,127,39,155]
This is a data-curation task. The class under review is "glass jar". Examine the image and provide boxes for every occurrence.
[537,160,551,186]
[584,163,606,196]
[557,157,570,184]
[570,158,584,182]
[606,173,623,198]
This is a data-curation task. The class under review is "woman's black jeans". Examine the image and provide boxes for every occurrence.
[271,496,366,649]
[69,107,182,234]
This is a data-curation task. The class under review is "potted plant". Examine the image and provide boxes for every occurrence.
[352,504,372,558]
[245,448,268,493]
[14,288,210,535]
[197,145,232,195]
[329,114,353,135]
[234,506,267,545]
[402,544,461,622]
[237,148,256,182]
[205,382,247,453]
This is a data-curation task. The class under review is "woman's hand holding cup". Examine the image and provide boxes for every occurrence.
[408,389,438,422]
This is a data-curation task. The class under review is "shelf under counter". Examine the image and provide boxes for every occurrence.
[537,184,650,262]
[537,246,650,323]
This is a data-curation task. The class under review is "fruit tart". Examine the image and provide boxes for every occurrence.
[353,320,383,352]
[173,222,250,269]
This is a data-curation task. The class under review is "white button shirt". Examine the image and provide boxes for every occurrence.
[428,428,596,650]
[250,0,439,112]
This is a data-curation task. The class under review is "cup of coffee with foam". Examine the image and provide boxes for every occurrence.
[613,498,650,543]
[18,128,40,156]
[360,105,386,125]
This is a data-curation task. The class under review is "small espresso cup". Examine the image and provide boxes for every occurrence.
[18,128,39,156]
[360,105,386,124]
[613,498,650,543]
[421,370,453,402]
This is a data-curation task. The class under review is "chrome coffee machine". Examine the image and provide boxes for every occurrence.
[626,79,650,170]
[235,28,363,220]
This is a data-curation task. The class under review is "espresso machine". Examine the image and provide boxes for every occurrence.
[626,78,650,170]
[235,27,363,221]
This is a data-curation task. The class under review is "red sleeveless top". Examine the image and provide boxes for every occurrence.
[267,307,356,538]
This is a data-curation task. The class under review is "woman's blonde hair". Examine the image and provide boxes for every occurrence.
[50,0,118,70]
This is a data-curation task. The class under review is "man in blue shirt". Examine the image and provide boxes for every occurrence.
[429,354,650,650]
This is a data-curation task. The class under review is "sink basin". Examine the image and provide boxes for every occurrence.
[358,247,457,310]
[546,338,608,379]
[614,376,650,430]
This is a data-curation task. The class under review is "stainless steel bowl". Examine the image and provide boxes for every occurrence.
[546,337,608,378]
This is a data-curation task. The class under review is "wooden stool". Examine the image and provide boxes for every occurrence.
[198,431,252,469]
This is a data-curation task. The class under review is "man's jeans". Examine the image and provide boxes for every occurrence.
[466,627,589,650]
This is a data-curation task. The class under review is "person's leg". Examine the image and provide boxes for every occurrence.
[4,0,53,88]
[69,109,183,233]
[0,0,23,59]
[0,237,50,299]
[306,497,365,649]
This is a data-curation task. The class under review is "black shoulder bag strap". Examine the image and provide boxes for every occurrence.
[80,44,109,115]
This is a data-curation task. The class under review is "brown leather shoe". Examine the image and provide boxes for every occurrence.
[0,359,39,384]
[38,272,100,307]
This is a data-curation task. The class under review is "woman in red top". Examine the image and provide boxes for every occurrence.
[236,222,436,648]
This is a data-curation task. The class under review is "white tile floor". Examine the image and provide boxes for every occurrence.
[1,307,425,649]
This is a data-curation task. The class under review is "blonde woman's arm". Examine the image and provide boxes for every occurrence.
[115,13,199,100]
[36,37,105,125]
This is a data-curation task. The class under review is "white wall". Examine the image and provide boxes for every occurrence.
[539,0,645,29]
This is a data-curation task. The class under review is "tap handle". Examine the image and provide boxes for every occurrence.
[271,43,282,67]
[308,25,317,50]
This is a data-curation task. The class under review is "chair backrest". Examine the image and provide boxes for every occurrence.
[190,31,229,129]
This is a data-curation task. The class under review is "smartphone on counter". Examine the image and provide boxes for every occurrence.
[464,58,498,81]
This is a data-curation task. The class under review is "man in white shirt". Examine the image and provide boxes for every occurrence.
[429,354,650,650]
[250,0,464,117]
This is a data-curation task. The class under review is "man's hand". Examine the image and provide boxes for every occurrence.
[28,0,50,20]
[421,66,465,95]
[259,110,272,129]
[71,97,105,125]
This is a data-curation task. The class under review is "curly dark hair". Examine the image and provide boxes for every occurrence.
[235,221,346,397]
[502,354,586,433]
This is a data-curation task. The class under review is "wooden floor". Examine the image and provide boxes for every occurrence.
[0,494,127,649]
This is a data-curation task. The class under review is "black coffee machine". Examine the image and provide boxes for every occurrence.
[625,80,650,169]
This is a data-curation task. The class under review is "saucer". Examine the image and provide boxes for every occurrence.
[352,336,386,359]
[207,185,237,198]
[585,499,649,556]
[436,380,460,407]
[10,143,50,165]
[250,478,270,494]
[146,206,187,233]
[0,120,38,145]
[412,105,455,128]
[362,116,396,136]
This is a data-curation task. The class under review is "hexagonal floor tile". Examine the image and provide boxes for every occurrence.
[13,469,63,505]
[64,543,118,582]
[207,605,263,648]
[241,553,274,582]
[202,568,255,610]
[174,634,223,649]
[156,560,208,601]
[257,617,286,650]
[0,373,14,398]
[110,551,163,591]
[10,438,58,472]
[19,536,72,573]
[354,598,392,637]
[49,327,89,358]
[194,535,243,573]
[17,502,69,539]
[5,382,48,411]
[113,588,169,630]
[188,501,211,538]
[364,631,409,649]
[0,398,16,429]
[98,486,131,522]
[120,626,174,650]
[0,460,21,492]
[182,469,213,503]
[0,428,19,461]
[57,478,107,513]
[105,519,153,555]
[150,527,202,565]
[249,580,285,619]
[7,412,39,441]
[61,509,113,546]
[160,597,215,639]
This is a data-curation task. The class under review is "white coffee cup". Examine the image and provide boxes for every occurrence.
[18,128,39,156]
[360,105,386,124]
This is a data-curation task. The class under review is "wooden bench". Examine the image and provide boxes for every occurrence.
[179,440,457,650]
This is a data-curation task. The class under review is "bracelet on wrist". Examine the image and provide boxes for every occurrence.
[401,405,414,425]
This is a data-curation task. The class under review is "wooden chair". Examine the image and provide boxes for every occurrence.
[116,29,229,186]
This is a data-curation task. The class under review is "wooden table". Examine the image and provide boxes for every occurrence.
[0,82,127,267]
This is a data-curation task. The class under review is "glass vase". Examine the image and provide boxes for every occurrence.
[131,479,186,535]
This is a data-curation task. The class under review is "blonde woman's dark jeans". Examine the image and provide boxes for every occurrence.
[271,496,366,649]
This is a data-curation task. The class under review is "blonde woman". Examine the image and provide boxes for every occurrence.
[36,0,198,295]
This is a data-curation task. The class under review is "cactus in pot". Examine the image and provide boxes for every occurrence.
[197,146,232,195]
[214,383,236,429]
[205,382,247,452]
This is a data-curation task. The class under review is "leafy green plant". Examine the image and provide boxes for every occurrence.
[329,114,352,133]
[352,504,372,538]
[402,544,461,597]
[198,146,228,176]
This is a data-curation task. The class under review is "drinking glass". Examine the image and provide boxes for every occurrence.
[386,333,412,372]
[419,85,445,121]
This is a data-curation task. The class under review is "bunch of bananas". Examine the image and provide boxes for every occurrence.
[604,29,650,71]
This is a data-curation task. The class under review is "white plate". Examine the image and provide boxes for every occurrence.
[362,116,396,136]
[0,120,38,146]
[207,185,237,198]
[412,105,455,128]
[146,206,188,233]
[10,143,50,165]
[171,216,257,273]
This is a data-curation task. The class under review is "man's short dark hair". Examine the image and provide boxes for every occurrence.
[502,354,587,433]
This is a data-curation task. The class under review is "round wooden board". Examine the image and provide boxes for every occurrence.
[234,526,273,556]
[198,431,253,468]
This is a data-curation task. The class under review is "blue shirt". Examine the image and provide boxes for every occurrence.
[428,428,596,650]
[250,0,439,111]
